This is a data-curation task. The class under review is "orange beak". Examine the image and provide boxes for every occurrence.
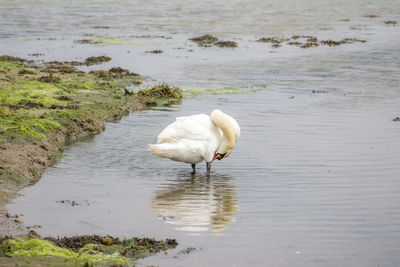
[212,154,222,162]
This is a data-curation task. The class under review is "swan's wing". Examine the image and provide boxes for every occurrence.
[157,114,220,143]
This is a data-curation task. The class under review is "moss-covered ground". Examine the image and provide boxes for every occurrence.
[0,236,178,266]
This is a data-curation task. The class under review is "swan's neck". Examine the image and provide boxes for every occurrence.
[210,110,236,157]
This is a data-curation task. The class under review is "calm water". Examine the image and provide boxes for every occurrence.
[2,0,400,266]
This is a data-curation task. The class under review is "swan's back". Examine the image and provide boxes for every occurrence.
[150,114,222,164]
[157,114,217,143]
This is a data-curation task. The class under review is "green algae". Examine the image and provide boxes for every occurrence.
[0,113,61,139]
[0,256,84,267]
[74,37,142,46]
[182,86,262,97]
[2,238,77,258]
[0,237,131,266]
[0,61,25,70]
[0,236,178,266]
[1,81,65,106]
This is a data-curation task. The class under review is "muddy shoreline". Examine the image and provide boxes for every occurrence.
[0,55,182,262]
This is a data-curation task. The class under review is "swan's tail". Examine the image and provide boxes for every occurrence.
[149,143,180,159]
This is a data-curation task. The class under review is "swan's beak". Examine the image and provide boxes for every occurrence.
[212,154,221,162]
[212,153,226,162]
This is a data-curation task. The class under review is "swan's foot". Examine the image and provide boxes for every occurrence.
[191,164,196,175]
[206,162,211,176]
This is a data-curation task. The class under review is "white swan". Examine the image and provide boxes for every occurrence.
[149,109,240,175]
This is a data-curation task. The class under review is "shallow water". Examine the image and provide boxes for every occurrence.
[3,0,400,266]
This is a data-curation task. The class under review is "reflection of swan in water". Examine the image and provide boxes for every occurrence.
[152,174,238,233]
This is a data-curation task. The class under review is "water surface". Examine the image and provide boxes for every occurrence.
[3,0,400,266]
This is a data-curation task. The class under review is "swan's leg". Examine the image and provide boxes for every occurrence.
[191,164,196,174]
[206,162,211,176]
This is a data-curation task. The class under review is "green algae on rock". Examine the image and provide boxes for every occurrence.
[0,236,177,266]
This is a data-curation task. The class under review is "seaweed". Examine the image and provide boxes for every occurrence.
[300,42,319,48]
[189,35,219,47]
[82,56,111,66]
[37,73,62,83]
[0,55,28,63]
[91,25,110,29]
[287,41,302,46]
[137,83,182,106]
[89,67,140,79]
[256,37,287,44]
[363,14,380,18]
[214,41,238,48]
[320,38,366,46]
[384,20,397,25]
[145,50,164,54]
[18,69,36,75]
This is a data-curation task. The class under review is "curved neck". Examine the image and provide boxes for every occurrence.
[211,110,235,155]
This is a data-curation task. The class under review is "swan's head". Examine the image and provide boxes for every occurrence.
[210,109,240,161]
[212,152,227,162]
